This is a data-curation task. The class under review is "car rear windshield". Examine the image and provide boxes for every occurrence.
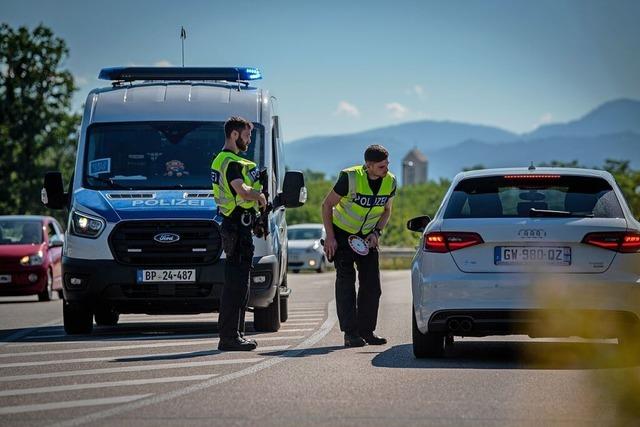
[444,175,624,219]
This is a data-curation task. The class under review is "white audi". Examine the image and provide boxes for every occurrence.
[408,167,640,358]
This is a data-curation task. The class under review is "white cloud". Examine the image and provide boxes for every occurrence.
[154,60,174,67]
[74,76,88,86]
[405,84,426,98]
[385,102,410,119]
[333,101,361,118]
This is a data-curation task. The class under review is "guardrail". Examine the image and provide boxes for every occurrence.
[378,247,416,258]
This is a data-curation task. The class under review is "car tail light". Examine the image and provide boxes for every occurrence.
[582,231,640,253]
[424,232,484,253]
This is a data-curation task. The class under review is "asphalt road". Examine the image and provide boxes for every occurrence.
[1,270,638,426]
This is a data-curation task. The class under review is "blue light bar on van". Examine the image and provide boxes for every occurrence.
[98,67,262,82]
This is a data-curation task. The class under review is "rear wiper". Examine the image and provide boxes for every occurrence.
[88,176,129,190]
[529,208,594,218]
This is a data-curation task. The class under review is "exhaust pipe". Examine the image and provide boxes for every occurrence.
[460,319,473,332]
[447,319,460,332]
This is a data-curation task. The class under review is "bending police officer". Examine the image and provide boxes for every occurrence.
[321,145,396,347]
[211,116,267,351]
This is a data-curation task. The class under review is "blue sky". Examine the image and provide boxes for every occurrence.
[3,0,640,141]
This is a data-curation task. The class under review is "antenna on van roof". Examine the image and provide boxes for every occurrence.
[180,27,187,67]
[528,161,536,171]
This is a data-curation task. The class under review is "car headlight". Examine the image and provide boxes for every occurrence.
[20,251,44,266]
[71,211,105,238]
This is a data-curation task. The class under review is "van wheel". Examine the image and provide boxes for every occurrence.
[63,301,93,334]
[412,307,444,358]
[279,273,289,323]
[37,269,53,302]
[254,287,281,332]
[95,307,120,326]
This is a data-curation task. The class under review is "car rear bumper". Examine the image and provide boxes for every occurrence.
[412,270,640,337]
[0,267,47,296]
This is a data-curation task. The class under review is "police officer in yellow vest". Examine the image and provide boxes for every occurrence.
[211,116,266,351]
[322,145,396,347]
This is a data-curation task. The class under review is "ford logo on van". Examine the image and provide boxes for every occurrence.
[154,233,180,243]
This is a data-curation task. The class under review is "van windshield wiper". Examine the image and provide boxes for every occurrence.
[529,208,594,218]
[87,176,129,190]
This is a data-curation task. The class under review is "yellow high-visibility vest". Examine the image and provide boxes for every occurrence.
[333,165,395,235]
[210,151,262,217]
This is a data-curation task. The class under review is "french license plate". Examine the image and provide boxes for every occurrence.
[0,274,11,284]
[136,269,195,283]
[494,246,571,266]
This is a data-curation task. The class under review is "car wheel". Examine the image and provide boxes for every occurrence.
[292,269,300,274]
[254,287,281,332]
[412,307,444,358]
[57,290,64,300]
[37,269,53,302]
[316,259,326,273]
[94,307,120,326]
[63,301,93,334]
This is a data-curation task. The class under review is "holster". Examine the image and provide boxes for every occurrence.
[220,222,239,258]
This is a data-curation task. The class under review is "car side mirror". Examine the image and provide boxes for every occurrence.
[274,171,306,209]
[49,236,64,247]
[42,172,68,210]
[407,215,431,232]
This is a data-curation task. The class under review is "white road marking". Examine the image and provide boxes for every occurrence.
[50,300,337,427]
[0,394,152,415]
[0,335,304,358]
[0,374,217,397]
[282,322,320,326]
[0,358,261,382]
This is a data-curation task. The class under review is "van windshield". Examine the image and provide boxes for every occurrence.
[83,121,263,190]
[443,175,624,219]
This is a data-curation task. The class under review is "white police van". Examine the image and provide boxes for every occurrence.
[43,67,306,334]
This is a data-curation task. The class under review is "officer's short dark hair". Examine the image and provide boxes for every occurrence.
[364,144,389,163]
[224,116,253,139]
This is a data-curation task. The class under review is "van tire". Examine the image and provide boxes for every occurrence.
[412,307,444,358]
[254,287,281,332]
[280,294,288,323]
[95,307,120,326]
[64,302,93,334]
[37,269,53,302]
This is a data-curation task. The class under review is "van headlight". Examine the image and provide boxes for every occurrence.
[71,211,105,238]
[20,251,44,266]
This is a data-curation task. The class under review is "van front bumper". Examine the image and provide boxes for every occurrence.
[62,256,280,314]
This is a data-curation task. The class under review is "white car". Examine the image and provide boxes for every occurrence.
[287,223,331,273]
[409,167,640,358]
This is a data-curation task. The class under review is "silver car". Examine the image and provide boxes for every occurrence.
[287,223,331,273]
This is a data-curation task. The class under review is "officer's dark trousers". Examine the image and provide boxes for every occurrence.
[218,217,254,340]
[334,243,382,337]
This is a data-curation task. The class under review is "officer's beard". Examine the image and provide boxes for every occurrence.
[236,138,249,152]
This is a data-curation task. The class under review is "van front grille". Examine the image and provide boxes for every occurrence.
[109,220,222,265]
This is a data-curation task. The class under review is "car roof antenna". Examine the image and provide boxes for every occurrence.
[528,161,536,171]
[180,26,187,67]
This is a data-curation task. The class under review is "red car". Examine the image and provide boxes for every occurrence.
[0,215,64,301]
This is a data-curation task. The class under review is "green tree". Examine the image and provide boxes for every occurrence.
[0,24,80,216]
[603,159,640,218]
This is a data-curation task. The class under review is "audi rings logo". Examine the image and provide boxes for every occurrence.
[154,232,180,243]
[518,229,546,239]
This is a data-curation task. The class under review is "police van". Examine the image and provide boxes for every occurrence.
[43,67,306,334]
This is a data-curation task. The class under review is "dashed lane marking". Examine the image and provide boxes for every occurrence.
[0,394,153,415]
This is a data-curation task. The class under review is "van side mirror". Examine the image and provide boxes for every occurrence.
[407,215,431,232]
[42,172,68,210]
[274,170,306,209]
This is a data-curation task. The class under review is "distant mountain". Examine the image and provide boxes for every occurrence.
[284,121,517,179]
[284,98,640,181]
[525,98,640,140]
[428,132,640,179]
